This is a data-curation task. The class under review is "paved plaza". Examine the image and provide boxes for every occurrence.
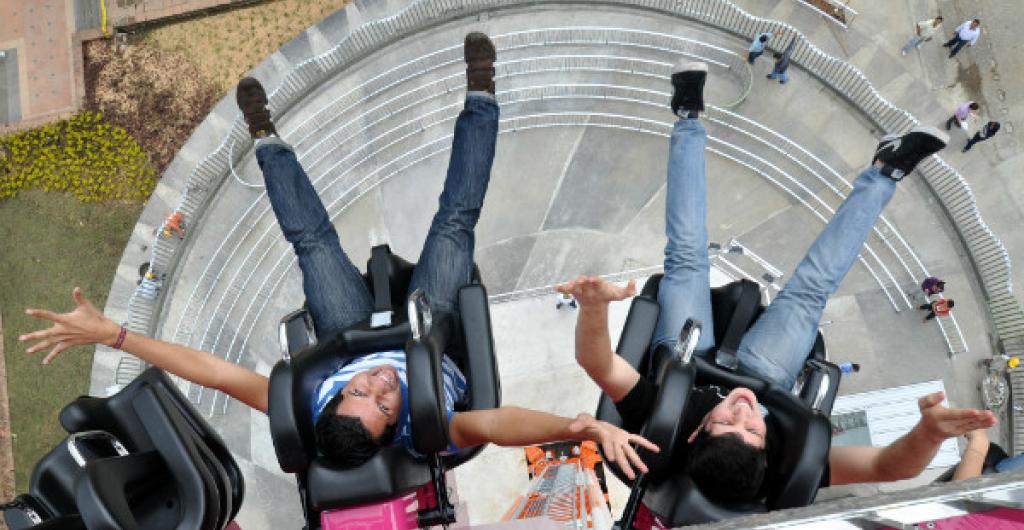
[75,0,1024,527]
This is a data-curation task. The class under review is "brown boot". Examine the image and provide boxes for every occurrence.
[236,77,277,139]
[464,32,496,94]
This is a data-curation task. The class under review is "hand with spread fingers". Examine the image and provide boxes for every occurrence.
[917,391,998,443]
[19,287,119,364]
[568,412,659,480]
[555,276,636,309]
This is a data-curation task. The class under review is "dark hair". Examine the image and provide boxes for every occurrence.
[851,363,861,372]
[773,52,783,59]
[936,281,946,291]
[988,122,1001,133]
[972,19,981,24]
[947,299,955,309]
[688,431,767,503]
[935,16,943,22]
[759,35,768,42]
[969,102,980,110]
[314,391,398,468]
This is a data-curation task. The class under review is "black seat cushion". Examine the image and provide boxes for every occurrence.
[603,276,835,525]
[58,368,244,524]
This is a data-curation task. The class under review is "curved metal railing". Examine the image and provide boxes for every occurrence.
[115,0,1013,390]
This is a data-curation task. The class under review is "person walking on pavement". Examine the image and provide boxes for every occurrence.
[963,121,1000,153]
[921,276,946,297]
[945,101,979,131]
[766,38,796,84]
[943,19,981,59]
[556,292,579,310]
[837,362,860,375]
[901,16,943,56]
[920,298,955,322]
[747,32,772,65]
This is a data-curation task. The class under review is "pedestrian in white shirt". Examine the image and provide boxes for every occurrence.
[943,19,981,58]
[901,16,943,56]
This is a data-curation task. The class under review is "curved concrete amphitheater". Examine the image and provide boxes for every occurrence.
[90,1,1022,527]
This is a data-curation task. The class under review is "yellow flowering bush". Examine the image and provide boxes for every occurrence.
[0,111,156,202]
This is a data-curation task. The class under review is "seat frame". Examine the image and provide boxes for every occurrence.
[597,276,841,528]
[269,244,500,529]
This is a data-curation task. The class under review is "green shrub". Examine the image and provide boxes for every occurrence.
[0,111,156,202]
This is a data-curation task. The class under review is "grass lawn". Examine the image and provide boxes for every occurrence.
[0,190,144,489]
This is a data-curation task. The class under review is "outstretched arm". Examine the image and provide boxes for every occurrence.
[556,277,641,402]
[20,288,270,413]
[828,392,996,485]
[952,430,989,481]
[449,408,658,480]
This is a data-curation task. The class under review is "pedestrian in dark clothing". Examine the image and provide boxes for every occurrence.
[921,277,946,296]
[963,121,1000,152]
[920,298,954,321]
[766,38,796,84]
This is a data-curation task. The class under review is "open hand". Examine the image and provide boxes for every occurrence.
[917,391,997,443]
[555,276,636,309]
[569,412,659,480]
[19,288,119,364]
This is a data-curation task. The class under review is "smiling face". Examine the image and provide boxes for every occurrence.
[334,365,402,438]
[689,387,767,449]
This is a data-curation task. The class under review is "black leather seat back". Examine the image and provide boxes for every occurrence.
[602,275,837,526]
[58,369,244,525]
[268,246,499,515]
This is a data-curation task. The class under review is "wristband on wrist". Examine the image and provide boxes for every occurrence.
[112,325,128,350]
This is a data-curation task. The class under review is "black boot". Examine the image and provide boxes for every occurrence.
[872,126,949,180]
[670,61,707,118]
[236,77,277,139]
[465,32,497,95]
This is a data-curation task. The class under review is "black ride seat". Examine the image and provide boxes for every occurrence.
[596,275,842,528]
[268,244,500,528]
[4,367,243,530]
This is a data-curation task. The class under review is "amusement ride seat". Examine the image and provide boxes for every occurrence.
[595,276,842,528]
[4,367,244,530]
[268,244,500,529]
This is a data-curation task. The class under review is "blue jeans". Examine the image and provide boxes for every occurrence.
[768,67,789,84]
[652,119,896,389]
[747,50,763,65]
[255,93,499,336]
[945,36,968,57]
[901,35,926,54]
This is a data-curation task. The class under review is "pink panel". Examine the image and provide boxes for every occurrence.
[882,507,1024,530]
[321,496,419,530]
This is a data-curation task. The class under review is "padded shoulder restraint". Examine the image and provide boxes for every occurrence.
[715,281,760,370]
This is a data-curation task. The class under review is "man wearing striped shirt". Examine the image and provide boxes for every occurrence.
[20,32,659,483]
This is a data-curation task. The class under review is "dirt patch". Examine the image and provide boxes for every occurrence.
[83,40,220,174]
[957,61,984,100]
[800,0,849,24]
[139,0,351,94]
